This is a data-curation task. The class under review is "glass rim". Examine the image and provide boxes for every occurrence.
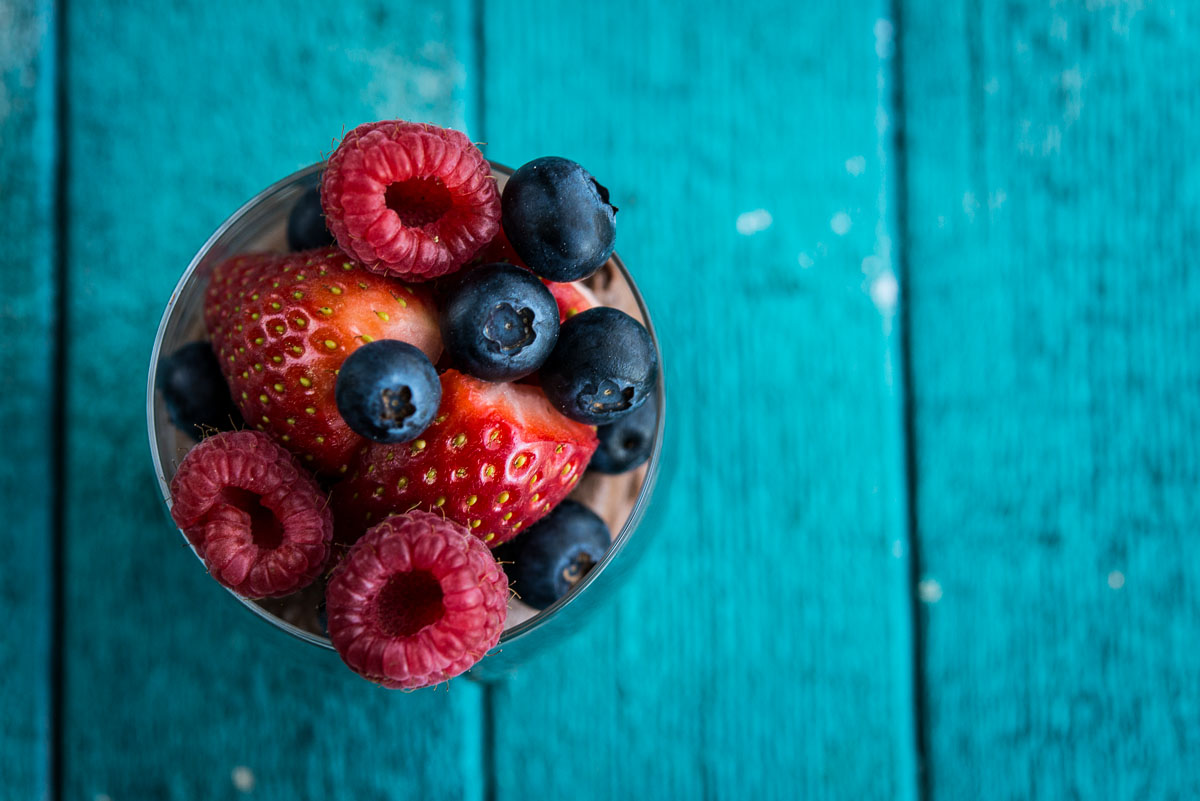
[146,161,666,653]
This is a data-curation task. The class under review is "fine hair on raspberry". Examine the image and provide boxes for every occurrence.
[321,120,500,281]
[169,430,333,598]
[325,511,509,689]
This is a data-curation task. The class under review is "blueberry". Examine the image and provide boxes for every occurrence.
[590,391,658,473]
[539,306,658,425]
[500,501,610,609]
[156,341,242,435]
[286,184,335,251]
[501,157,617,282]
[439,263,560,381]
[335,340,441,443]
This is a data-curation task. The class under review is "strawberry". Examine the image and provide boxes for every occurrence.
[543,279,599,323]
[204,247,443,475]
[332,369,598,548]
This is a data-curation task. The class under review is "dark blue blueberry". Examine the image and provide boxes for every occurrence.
[286,184,335,252]
[501,157,617,282]
[500,500,610,609]
[439,263,560,382]
[156,341,242,436]
[590,391,658,474]
[334,340,441,443]
[539,306,658,425]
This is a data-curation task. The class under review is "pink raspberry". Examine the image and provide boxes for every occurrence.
[321,120,500,281]
[169,431,332,598]
[325,511,509,689]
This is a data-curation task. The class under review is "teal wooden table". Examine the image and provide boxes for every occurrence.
[3,0,1199,798]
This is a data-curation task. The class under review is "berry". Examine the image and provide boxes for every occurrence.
[539,306,658,425]
[590,390,658,473]
[468,225,526,268]
[156,341,242,435]
[335,340,441,443]
[204,247,443,475]
[321,120,500,281]
[542,279,599,323]
[497,500,610,609]
[332,370,598,548]
[439,263,560,381]
[501,157,616,282]
[286,184,335,251]
[325,511,508,689]
[169,431,332,598]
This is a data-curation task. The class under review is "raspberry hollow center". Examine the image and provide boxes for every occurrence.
[385,177,453,229]
[374,570,445,637]
[217,487,284,550]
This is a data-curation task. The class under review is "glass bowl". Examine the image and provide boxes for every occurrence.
[146,163,665,678]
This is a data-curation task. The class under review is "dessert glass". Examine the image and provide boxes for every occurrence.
[146,163,665,678]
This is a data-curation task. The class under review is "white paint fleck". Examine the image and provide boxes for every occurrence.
[870,269,899,315]
[232,766,255,793]
[344,43,467,130]
[735,209,772,235]
[830,212,852,236]
[962,191,980,221]
[892,540,904,559]
[984,77,1000,95]
[988,190,1007,210]
[797,252,814,269]
[1108,570,1126,590]
[937,215,947,228]
[875,107,890,135]
[918,578,943,603]
[845,155,867,176]
[874,19,895,59]
[1051,15,1069,41]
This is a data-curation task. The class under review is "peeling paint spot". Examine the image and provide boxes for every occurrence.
[232,766,255,793]
[870,269,899,315]
[984,77,1000,95]
[892,540,904,559]
[797,252,814,269]
[918,578,943,603]
[830,212,852,236]
[1108,570,1125,590]
[845,155,867,176]
[874,18,894,59]
[736,208,772,235]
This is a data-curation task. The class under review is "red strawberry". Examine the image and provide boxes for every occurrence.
[332,369,598,547]
[204,247,443,475]
[543,279,599,323]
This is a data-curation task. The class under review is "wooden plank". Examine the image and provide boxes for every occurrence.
[481,2,917,799]
[61,3,488,799]
[901,1,1200,797]
[0,1,56,798]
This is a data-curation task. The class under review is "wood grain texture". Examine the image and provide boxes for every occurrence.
[60,3,488,799]
[900,1,1200,797]
[481,2,917,799]
[0,1,55,797]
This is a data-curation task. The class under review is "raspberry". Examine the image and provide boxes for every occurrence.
[321,121,500,282]
[325,511,509,689]
[169,431,332,598]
